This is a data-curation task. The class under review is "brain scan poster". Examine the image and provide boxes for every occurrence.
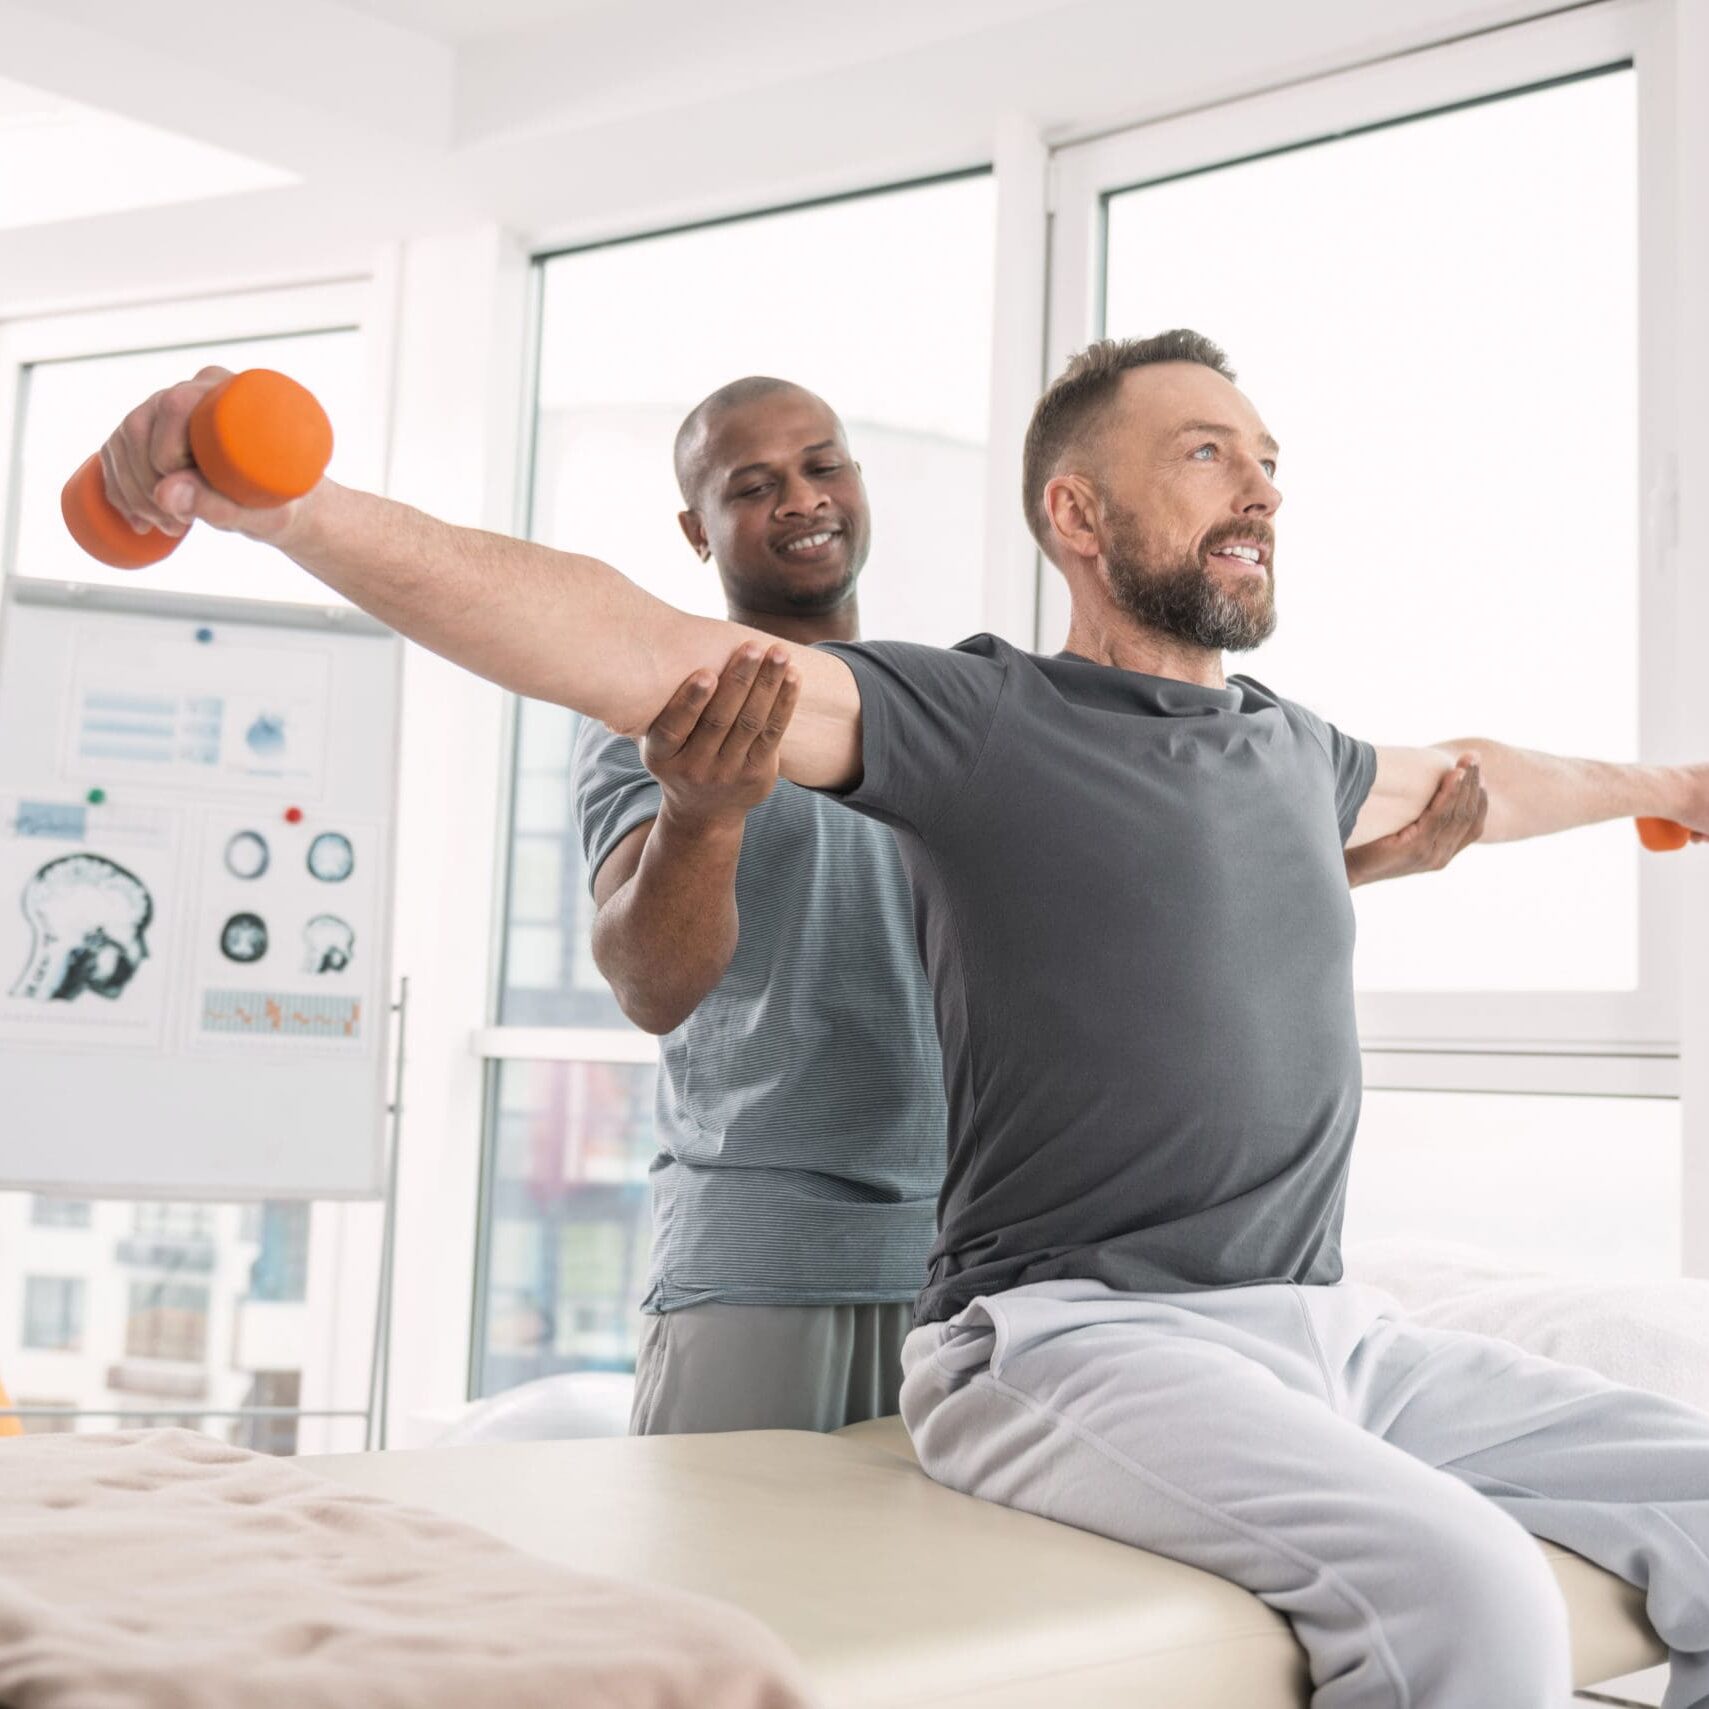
[0,797,181,1050]
[187,812,379,1053]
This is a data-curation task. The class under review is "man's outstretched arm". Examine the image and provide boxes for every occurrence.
[1349,740,1709,849]
[96,369,862,790]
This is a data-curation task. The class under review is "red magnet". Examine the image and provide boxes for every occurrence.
[284,806,304,824]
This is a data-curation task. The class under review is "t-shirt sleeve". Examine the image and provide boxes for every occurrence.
[1284,700,1377,845]
[570,716,663,892]
[813,637,1010,834]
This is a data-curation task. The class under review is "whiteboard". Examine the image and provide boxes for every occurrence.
[0,580,401,1199]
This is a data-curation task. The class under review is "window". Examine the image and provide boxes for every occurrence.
[125,1280,210,1363]
[1,1191,365,1451]
[474,1061,657,1395]
[132,1202,217,1242]
[473,173,998,1396]
[0,284,382,1454]
[13,1398,75,1436]
[1049,17,1677,1053]
[30,1197,91,1229]
[1344,1090,1681,1279]
[245,1203,311,1303]
[232,1371,302,1456]
[23,1276,85,1351]
[1100,69,1638,1000]
[8,323,371,607]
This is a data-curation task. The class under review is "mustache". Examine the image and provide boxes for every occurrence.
[1201,520,1276,559]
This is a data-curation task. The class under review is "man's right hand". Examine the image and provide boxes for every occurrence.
[95,365,318,546]
[641,644,801,830]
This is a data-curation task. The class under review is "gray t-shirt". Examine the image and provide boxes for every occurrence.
[573,720,946,1312]
[815,632,1377,1326]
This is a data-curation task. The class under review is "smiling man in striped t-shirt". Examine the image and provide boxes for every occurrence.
[570,375,1485,1436]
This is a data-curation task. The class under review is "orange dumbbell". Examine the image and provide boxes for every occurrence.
[1636,817,1692,852]
[61,369,332,570]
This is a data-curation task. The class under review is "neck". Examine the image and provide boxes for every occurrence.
[1062,601,1226,688]
[724,593,861,645]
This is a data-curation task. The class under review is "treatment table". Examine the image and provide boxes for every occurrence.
[304,1413,1665,1707]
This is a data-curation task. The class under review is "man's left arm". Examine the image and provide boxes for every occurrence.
[1350,741,1709,849]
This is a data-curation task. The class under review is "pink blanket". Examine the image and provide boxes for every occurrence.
[0,1428,817,1709]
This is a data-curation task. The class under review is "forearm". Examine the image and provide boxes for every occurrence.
[1442,737,1688,843]
[278,482,705,737]
[593,809,745,1033]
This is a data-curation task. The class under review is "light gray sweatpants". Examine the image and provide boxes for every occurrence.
[901,1277,1709,1709]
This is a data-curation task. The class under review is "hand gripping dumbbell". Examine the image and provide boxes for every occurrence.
[61,368,332,570]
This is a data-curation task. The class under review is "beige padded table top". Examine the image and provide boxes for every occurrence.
[304,1419,1663,1709]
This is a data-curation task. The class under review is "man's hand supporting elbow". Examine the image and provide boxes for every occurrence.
[1352,739,1709,849]
[590,651,799,1035]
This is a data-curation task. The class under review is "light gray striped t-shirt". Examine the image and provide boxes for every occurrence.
[572,719,947,1313]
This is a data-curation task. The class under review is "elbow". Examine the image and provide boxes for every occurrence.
[590,942,688,1035]
[598,958,692,1034]
[617,992,689,1036]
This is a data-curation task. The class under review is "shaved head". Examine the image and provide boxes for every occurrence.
[671,376,871,624]
[674,376,825,505]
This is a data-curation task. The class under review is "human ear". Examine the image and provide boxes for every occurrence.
[677,509,711,562]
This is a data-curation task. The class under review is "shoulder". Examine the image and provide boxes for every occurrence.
[570,718,658,825]
[1231,673,1328,739]
[812,631,1014,691]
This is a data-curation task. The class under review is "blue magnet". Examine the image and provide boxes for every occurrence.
[195,627,214,643]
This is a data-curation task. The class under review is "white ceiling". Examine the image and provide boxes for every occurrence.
[0,0,1561,315]
[333,0,608,45]
[0,72,293,234]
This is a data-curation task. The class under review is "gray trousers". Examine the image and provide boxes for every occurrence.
[630,1300,912,1435]
[901,1277,1709,1709]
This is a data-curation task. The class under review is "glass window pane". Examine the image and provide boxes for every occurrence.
[1344,1090,1679,1279]
[29,1196,91,1229]
[495,173,997,1029]
[1101,71,1638,992]
[477,178,998,1403]
[474,1060,657,1397]
[23,1276,85,1350]
[12,328,369,606]
[0,1191,361,1452]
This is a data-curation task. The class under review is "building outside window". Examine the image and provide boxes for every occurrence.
[131,1203,218,1243]
[30,1198,92,1230]
[124,1280,210,1364]
[244,1203,312,1303]
[22,1277,85,1352]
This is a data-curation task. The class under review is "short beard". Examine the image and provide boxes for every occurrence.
[1103,502,1277,653]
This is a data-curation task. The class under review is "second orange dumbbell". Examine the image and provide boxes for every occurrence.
[1636,817,1692,852]
[61,368,333,570]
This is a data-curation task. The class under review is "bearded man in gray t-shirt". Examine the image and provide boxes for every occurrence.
[573,376,1482,1438]
[96,334,1709,1705]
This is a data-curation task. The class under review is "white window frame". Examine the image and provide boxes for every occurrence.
[0,275,396,1451]
[1044,0,1692,1070]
